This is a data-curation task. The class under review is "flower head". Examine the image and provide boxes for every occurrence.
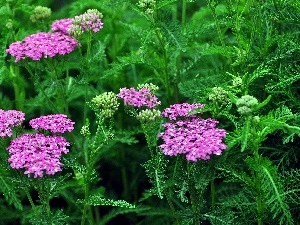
[7,133,70,178]
[161,103,204,120]
[117,87,161,108]
[236,95,258,115]
[51,18,74,34]
[137,109,161,123]
[29,114,75,133]
[30,6,52,23]
[6,32,78,62]
[158,118,227,161]
[0,109,25,137]
[90,92,119,118]
[74,9,104,33]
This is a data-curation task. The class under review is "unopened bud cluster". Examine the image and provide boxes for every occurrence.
[137,83,159,95]
[232,77,243,87]
[137,0,156,14]
[80,124,91,136]
[30,6,52,23]
[136,109,161,123]
[236,95,258,115]
[208,87,230,108]
[91,92,119,118]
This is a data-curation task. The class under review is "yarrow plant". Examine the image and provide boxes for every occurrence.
[73,9,104,33]
[117,87,161,108]
[0,109,25,137]
[51,18,74,34]
[29,114,75,133]
[158,103,227,161]
[6,32,78,62]
[7,133,70,178]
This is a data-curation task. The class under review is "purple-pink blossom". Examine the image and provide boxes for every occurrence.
[74,10,104,33]
[158,117,227,161]
[51,18,74,34]
[6,32,78,62]
[0,109,25,137]
[161,103,204,120]
[7,133,70,178]
[29,114,75,133]
[117,87,161,108]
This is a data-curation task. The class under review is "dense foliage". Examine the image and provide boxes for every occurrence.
[1,0,300,224]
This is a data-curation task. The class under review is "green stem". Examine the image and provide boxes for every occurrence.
[207,0,232,64]
[81,144,102,225]
[164,189,179,225]
[210,179,216,210]
[154,28,171,104]
[9,65,25,110]
[25,189,38,217]
[37,180,52,225]
[187,161,199,225]
[24,64,60,113]
[182,0,187,27]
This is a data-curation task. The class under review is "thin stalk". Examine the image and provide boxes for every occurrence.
[24,64,59,113]
[164,189,179,225]
[187,161,199,225]
[9,65,24,110]
[206,0,232,64]
[154,28,171,104]
[25,189,38,217]
[181,0,187,27]
[37,181,52,225]
[81,143,103,225]
[46,59,69,115]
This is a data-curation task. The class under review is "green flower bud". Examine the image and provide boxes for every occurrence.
[90,92,119,118]
[137,83,159,95]
[136,109,161,123]
[252,115,260,124]
[86,9,103,19]
[137,0,156,14]
[237,106,252,116]
[236,95,258,108]
[30,6,51,23]
[5,19,13,29]
[208,87,230,107]
[68,24,83,37]
[232,77,243,87]
[80,124,91,136]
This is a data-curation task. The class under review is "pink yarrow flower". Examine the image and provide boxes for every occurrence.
[7,133,70,178]
[74,10,104,33]
[51,18,74,34]
[6,32,78,62]
[29,114,75,133]
[117,87,161,108]
[159,103,226,162]
[0,109,25,137]
[161,103,204,120]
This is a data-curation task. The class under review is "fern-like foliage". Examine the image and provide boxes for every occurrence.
[142,152,168,199]
[245,156,294,225]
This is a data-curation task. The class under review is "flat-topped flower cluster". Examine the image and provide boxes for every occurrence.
[6,9,103,62]
[0,110,74,178]
[158,103,227,161]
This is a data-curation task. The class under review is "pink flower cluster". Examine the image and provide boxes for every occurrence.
[74,10,103,33]
[6,32,78,62]
[8,133,70,178]
[0,109,25,137]
[51,18,74,34]
[161,103,204,120]
[4,113,74,178]
[117,87,161,108]
[158,103,227,162]
[29,114,75,133]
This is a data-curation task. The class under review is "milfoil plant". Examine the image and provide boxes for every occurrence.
[1,0,300,225]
